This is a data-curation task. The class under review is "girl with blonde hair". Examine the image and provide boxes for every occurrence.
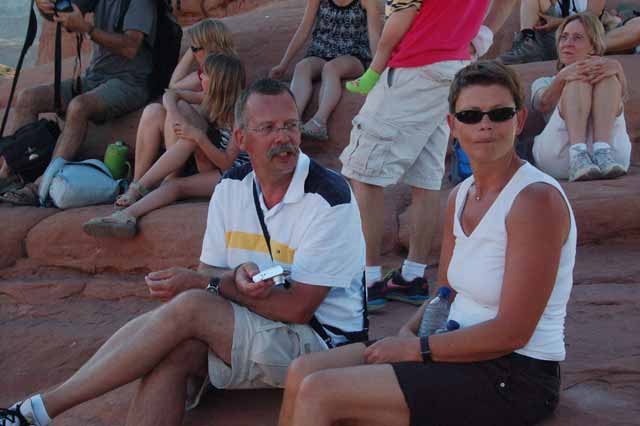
[84,54,248,238]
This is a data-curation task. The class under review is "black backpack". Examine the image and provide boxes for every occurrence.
[117,0,183,98]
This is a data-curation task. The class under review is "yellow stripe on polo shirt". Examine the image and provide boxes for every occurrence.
[225,231,295,264]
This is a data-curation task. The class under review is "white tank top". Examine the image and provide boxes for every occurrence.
[447,163,577,361]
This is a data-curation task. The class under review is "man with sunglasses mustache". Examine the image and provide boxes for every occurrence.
[0,79,367,426]
[339,0,518,311]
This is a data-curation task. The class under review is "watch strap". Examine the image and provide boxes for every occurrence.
[420,336,432,363]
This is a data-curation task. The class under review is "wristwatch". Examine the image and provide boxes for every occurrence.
[420,336,432,363]
[206,277,221,296]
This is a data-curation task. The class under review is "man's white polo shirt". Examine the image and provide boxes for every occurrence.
[200,152,366,345]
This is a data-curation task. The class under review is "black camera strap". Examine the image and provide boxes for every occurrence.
[1,0,38,137]
[251,178,368,349]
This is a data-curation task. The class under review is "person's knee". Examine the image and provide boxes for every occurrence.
[162,289,208,328]
[286,354,318,388]
[142,103,166,123]
[321,61,340,79]
[66,95,97,122]
[293,59,315,78]
[15,87,43,112]
[297,372,335,408]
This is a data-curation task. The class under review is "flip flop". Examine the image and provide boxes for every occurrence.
[114,182,149,209]
[0,183,39,206]
[83,210,138,238]
[301,118,329,141]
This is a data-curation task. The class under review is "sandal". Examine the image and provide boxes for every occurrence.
[301,118,329,141]
[114,182,148,209]
[83,210,138,239]
[0,183,39,206]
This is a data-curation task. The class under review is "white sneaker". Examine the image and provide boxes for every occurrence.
[1,401,35,426]
[569,150,601,182]
[592,148,626,179]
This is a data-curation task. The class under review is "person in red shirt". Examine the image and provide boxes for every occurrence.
[339,0,518,311]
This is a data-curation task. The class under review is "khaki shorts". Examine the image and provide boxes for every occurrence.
[340,61,467,190]
[60,74,150,123]
[207,302,326,390]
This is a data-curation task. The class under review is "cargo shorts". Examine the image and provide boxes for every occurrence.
[340,60,468,190]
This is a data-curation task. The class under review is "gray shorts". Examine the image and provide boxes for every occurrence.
[60,74,150,123]
[207,302,326,390]
[340,61,467,190]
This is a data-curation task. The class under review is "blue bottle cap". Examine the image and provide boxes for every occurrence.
[437,286,451,299]
[446,320,460,331]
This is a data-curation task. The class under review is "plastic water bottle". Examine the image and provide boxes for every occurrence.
[418,287,452,337]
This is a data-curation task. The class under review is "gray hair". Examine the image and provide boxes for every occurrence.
[234,78,298,128]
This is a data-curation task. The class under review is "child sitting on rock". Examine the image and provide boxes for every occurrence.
[83,54,247,238]
[346,0,494,95]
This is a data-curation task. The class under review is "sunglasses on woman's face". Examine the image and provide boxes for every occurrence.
[191,46,204,53]
[454,107,518,124]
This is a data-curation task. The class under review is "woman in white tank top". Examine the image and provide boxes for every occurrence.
[277,61,577,426]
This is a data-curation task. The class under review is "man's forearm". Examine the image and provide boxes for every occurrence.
[89,27,142,59]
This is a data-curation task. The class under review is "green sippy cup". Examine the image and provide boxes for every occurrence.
[104,141,131,180]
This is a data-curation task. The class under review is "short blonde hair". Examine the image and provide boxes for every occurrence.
[187,19,236,56]
[556,13,606,69]
[201,53,246,128]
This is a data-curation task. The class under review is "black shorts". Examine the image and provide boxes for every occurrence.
[392,352,560,426]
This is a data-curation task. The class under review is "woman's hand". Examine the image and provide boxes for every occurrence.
[234,262,275,299]
[173,121,205,144]
[584,57,624,85]
[35,0,55,15]
[269,63,288,80]
[363,336,421,364]
[145,267,207,302]
[558,59,592,83]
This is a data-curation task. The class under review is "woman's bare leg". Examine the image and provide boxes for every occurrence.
[290,364,410,426]
[133,104,167,181]
[592,75,622,144]
[290,57,326,115]
[559,80,592,145]
[605,17,640,53]
[311,56,364,127]
[123,171,221,218]
[279,343,367,426]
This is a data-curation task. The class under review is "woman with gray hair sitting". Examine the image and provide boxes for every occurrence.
[531,13,631,182]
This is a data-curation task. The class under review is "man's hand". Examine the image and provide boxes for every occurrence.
[234,262,276,299]
[36,0,55,15]
[53,4,91,34]
[145,267,207,302]
[363,336,421,364]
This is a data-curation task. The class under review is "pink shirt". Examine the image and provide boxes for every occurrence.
[388,0,490,68]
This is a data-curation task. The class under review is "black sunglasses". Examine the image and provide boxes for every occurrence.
[454,107,518,124]
[190,46,204,53]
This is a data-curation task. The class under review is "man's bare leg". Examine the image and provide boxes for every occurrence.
[350,180,385,267]
[49,92,106,163]
[39,291,233,419]
[7,84,57,135]
[406,186,439,265]
[125,339,209,426]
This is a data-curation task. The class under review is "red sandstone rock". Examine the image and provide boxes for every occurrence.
[0,205,58,269]
[25,203,207,273]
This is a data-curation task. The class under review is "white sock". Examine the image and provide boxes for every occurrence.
[592,141,610,152]
[401,259,427,282]
[569,143,588,161]
[15,395,51,426]
[365,266,382,286]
